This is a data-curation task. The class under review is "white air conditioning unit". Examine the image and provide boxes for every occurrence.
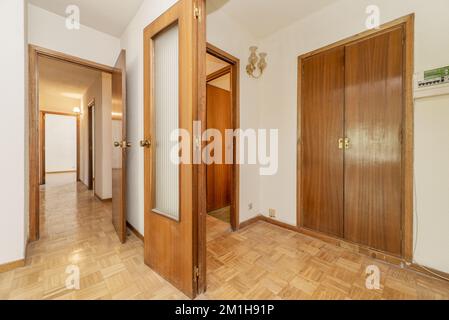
[414,66,449,99]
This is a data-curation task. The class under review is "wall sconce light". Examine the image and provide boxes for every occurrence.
[246,46,267,79]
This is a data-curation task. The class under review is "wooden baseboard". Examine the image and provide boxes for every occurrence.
[259,216,299,232]
[0,259,25,273]
[297,226,405,266]
[238,215,263,229]
[240,215,297,233]
[127,222,144,241]
[94,193,112,203]
[245,215,405,266]
[409,263,449,282]
[46,170,76,174]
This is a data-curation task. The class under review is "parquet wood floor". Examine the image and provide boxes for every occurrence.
[1,174,448,300]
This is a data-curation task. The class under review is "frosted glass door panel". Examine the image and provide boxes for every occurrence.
[153,24,180,221]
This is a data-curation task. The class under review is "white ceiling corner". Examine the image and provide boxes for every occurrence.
[207,0,338,40]
[29,0,339,41]
[28,0,144,37]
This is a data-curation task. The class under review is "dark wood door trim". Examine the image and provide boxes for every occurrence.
[39,112,46,185]
[28,45,118,242]
[87,101,95,190]
[297,14,414,260]
[77,115,80,182]
[206,43,240,232]
[200,42,240,295]
[111,49,127,244]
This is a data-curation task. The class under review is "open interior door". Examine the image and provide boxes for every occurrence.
[143,0,206,298]
[112,50,128,243]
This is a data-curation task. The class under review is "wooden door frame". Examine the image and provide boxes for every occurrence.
[28,45,119,242]
[39,111,80,180]
[87,100,95,190]
[194,43,240,294]
[206,43,240,232]
[297,14,415,261]
[39,111,46,185]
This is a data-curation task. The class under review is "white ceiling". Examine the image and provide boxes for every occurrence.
[39,56,101,112]
[208,0,338,39]
[28,0,144,37]
[29,0,337,40]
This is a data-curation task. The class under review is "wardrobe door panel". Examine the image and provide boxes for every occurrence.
[344,27,404,255]
[301,47,345,237]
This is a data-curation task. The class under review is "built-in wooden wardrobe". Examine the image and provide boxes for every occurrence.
[300,26,405,256]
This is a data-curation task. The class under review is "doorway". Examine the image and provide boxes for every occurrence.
[39,111,80,186]
[28,46,129,244]
[205,44,240,232]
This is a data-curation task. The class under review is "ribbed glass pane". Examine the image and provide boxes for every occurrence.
[153,24,180,220]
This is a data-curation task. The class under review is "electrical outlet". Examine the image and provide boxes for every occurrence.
[248,203,253,211]
[269,208,276,218]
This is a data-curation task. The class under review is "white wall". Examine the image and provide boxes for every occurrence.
[0,0,27,265]
[80,73,113,199]
[120,0,261,235]
[256,0,449,273]
[28,4,121,66]
[45,115,77,173]
[207,9,262,224]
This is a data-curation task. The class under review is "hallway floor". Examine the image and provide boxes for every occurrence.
[1,174,449,300]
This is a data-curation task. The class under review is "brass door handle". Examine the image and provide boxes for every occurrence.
[344,138,351,150]
[114,141,131,149]
[339,138,351,150]
[140,140,151,148]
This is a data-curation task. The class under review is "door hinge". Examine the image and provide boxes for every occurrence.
[194,5,201,21]
[194,266,200,282]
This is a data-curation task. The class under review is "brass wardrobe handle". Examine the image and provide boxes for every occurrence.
[338,138,344,149]
[140,140,151,148]
[344,138,351,149]
[114,141,131,149]
[339,138,351,150]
